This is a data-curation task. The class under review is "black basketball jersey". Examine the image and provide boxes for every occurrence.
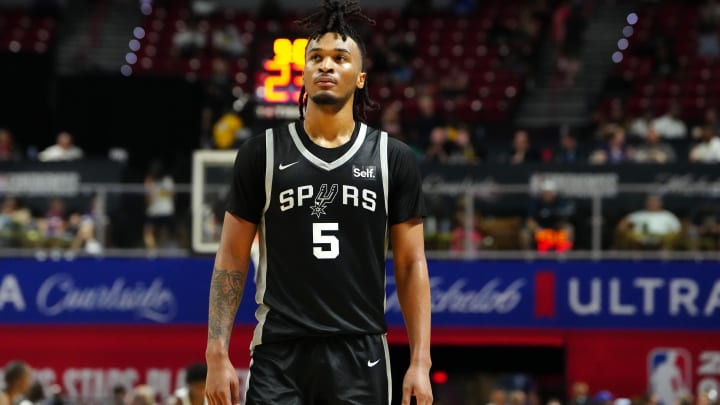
[226,121,425,349]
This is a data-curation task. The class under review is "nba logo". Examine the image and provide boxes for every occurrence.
[648,348,692,405]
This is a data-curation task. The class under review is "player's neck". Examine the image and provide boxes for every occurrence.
[303,103,356,148]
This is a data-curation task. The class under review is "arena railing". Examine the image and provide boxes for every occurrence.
[0,182,718,261]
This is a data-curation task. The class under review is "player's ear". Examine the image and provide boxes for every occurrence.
[356,72,366,89]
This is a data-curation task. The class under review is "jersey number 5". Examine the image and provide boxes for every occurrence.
[313,222,339,259]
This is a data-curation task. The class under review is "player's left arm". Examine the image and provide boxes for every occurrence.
[391,217,433,405]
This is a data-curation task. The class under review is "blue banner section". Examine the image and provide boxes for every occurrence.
[1,259,719,329]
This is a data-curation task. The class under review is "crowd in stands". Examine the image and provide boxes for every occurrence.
[3,0,720,254]
[3,360,718,405]
[0,361,208,405]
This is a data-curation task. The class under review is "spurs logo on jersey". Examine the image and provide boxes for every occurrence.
[310,184,338,218]
[278,184,377,214]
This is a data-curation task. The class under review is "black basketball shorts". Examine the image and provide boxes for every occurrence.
[245,334,391,405]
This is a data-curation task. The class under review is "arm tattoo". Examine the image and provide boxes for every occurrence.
[208,268,246,348]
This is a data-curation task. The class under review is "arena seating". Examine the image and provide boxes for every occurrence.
[600,1,717,123]
[132,0,539,124]
[0,8,57,55]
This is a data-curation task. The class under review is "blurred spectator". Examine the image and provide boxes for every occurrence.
[520,179,575,252]
[628,109,655,138]
[38,132,83,162]
[569,382,590,405]
[554,132,585,164]
[450,200,482,252]
[39,198,71,248]
[167,364,206,405]
[508,129,540,164]
[651,102,687,139]
[447,126,479,164]
[191,0,217,18]
[509,390,527,405]
[589,127,633,164]
[412,95,445,150]
[594,390,614,405]
[0,197,33,248]
[615,195,682,250]
[144,162,176,252]
[0,128,22,162]
[67,199,102,255]
[690,126,720,163]
[632,128,677,164]
[688,196,720,250]
[488,388,508,405]
[130,386,155,405]
[108,385,127,405]
[1,361,33,405]
[172,19,207,58]
[25,382,45,405]
[425,127,449,163]
[212,24,246,58]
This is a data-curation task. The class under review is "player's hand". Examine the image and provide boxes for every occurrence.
[205,355,241,405]
[401,363,433,405]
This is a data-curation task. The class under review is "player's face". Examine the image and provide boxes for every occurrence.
[304,32,366,108]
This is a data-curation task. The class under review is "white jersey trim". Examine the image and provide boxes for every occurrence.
[380,131,389,312]
[382,334,392,404]
[251,128,274,350]
[288,121,368,171]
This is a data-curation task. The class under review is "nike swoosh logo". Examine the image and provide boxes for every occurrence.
[278,162,299,170]
[367,359,380,367]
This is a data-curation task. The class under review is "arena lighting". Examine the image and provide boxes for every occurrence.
[623,25,634,37]
[129,39,140,51]
[133,27,145,39]
[612,51,623,63]
[140,3,152,16]
[618,38,629,50]
[627,12,638,25]
[125,53,137,64]
[120,65,132,76]
[431,370,449,385]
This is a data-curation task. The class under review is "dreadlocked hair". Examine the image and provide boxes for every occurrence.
[296,0,379,121]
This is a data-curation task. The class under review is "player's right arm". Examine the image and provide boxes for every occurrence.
[205,212,257,405]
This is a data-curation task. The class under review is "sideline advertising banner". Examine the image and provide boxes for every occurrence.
[1,258,719,329]
[1,258,719,403]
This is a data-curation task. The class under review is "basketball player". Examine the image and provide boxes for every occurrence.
[204,1,432,404]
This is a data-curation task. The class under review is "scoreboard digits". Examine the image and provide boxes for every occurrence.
[261,38,308,103]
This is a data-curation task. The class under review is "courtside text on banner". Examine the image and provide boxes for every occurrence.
[1,259,719,328]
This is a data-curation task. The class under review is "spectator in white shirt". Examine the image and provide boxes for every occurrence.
[651,102,687,139]
[143,162,175,252]
[628,109,655,138]
[38,131,84,161]
[615,195,683,250]
[633,127,677,164]
[690,125,720,163]
[172,19,206,58]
